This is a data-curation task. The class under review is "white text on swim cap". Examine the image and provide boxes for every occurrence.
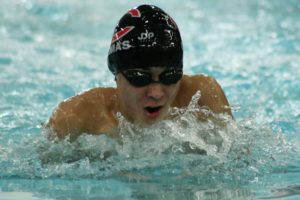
[109,40,132,55]
[138,32,154,41]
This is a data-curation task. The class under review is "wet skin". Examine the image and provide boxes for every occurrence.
[47,68,232,140]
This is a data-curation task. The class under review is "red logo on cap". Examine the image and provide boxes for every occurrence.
[128,8,141,17]
[111,8,141,43]
[111,26,134,43]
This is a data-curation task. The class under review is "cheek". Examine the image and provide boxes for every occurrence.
[120,85,144,106]
[125,90,140,105]
[166,84,180,101]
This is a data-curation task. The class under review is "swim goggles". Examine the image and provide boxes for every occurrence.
[120,68,183,87]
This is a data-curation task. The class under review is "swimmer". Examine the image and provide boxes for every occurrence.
[46,4,232,140]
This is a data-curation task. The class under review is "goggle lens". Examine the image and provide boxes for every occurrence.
[121,69,182,87]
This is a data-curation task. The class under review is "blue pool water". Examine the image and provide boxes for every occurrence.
[1,0,300,199]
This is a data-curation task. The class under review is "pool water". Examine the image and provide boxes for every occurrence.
[1,0,300,199]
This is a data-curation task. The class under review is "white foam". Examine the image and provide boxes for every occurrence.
[0,192,53,200]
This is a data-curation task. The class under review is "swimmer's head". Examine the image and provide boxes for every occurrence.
[107,4,183,74]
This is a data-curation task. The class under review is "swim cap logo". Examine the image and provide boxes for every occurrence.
[111,8,141,44]
[111,26,134,43]
[128,8,141,17]
[109,8,142,55]
[138,32,154,41]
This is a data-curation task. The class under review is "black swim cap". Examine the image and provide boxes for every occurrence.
[107,5,183,74]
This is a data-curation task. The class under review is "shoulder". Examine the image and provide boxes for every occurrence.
[175,74,232,116]
[174,74,216,106]
[180,74,217,90]
[58,87,117,109]
[47,87,118,139]
[51,87,116,118]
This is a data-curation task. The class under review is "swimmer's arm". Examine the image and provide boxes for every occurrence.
[46,88,118,140]
[198,76,233,118]
[46,97,86,140]
[177,75,232,118]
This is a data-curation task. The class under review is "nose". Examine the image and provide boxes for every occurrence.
[146,83,164,100]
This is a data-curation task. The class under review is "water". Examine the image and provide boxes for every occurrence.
[1,0,300,199]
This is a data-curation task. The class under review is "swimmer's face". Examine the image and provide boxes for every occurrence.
[116,67,182,124]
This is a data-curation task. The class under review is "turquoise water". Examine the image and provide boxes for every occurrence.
[1,0,300,199]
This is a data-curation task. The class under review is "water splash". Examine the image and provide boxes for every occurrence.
[1,91,298,189]
[116,90,234,160]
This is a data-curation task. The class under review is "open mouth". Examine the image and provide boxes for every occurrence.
[144,106,162,114]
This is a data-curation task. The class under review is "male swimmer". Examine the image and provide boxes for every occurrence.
[47,5,232,140]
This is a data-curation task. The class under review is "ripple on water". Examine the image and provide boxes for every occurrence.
[0,57,12,65]
[0,92,298,190]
